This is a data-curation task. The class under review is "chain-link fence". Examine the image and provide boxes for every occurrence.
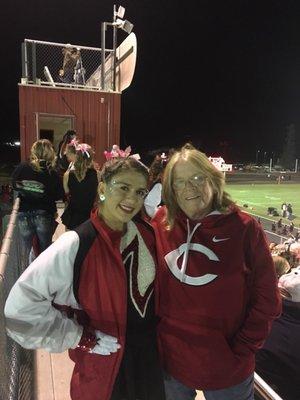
[0,199,34,400]
[22,39,115,91]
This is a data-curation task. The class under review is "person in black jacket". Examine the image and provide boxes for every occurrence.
[12,139,64,266]
[56,130,77,177]
[62,142,98,229]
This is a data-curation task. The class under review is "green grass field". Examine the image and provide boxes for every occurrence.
[226,183,300,227]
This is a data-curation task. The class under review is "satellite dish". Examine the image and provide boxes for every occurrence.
[86,32,137,92]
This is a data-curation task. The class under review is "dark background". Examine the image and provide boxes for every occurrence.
[1,0,300,163]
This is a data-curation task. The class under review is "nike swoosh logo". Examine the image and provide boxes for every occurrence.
[212,236,230,243]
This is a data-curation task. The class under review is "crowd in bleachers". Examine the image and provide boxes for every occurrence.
[256,238,300,400]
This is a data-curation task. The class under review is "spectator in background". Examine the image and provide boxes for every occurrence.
[269,239,300,270]
[271,221,276,233]
[61,142,98,230]
[281,202,287,218]
[256,267,300,400]
[56,130,77,177]
[289,222,295,234]
[144,152,170,218]
[282,225,288,236]
[272,255,291,279]
[289,240,300,263]
[277,218,282,229]
[12,139,64,266]
[58,45,81,84]
[287,203,293,220]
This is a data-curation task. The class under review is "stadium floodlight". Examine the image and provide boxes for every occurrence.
[100,5,134,90]
[43,66,55,86]
[116,5,125,19]
[115,18,134,34]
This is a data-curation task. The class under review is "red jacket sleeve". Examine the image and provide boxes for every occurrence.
[231,218,282,358]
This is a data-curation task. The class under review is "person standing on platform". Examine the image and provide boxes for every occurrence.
[5,154,166,400]
[151,144,281,400]
[59,45,81,84]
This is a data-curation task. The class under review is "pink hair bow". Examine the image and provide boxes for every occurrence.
[104,144,132,160]
[69,138,79,147]
[76,143,90,158]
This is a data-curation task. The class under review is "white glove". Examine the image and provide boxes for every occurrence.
[90,330,121,355]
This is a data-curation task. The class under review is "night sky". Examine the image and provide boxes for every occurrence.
[2,0,300,162]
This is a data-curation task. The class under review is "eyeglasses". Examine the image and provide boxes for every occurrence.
[109,181,149,200]
[173,174,206,191]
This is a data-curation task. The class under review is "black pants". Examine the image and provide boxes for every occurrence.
[111,335,165,400]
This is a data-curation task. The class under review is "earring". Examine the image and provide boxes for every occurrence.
[99,194,105,202]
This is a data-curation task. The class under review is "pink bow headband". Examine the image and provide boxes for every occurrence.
[104,144,132,161]
[69,138,78,147]
[77,143,90,158]
[69,139,90,158]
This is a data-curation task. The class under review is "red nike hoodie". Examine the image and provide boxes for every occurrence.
[152,206,281,390]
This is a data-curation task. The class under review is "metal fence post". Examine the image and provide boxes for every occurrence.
[101,23,106,90]
[31,41,37,84]
[112,5,117,92]
[21,42,28,83]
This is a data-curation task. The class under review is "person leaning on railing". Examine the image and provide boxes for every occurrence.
[58,45,81,84]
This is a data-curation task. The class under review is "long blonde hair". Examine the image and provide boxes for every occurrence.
[29,139,56,172]
[162,144,234,229]
[72,143,94,181]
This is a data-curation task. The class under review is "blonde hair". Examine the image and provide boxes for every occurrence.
[30,139,56,171]
[72,144,94,181]
[162,144,234,229]
[272,255,291,278]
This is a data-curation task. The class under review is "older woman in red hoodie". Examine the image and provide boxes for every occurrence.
[151,144,281,400]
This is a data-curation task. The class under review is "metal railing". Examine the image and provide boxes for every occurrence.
[21,39,115,91]
[254,373,283,400]
[0,198,34,400]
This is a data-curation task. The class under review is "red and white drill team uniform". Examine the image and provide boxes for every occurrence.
[5,209,158,400]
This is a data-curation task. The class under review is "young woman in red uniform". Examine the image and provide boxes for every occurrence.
[5,155,165,400]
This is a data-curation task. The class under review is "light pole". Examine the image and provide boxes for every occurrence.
[255,149,260,165]
[263,151,267,164]
[100,5,133,91]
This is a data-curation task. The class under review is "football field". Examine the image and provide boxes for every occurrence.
[225,183,300,226]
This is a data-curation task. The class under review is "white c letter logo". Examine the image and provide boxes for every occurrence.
[165,243,219,286]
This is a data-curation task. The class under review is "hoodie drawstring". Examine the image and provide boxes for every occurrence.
[180,219,201,282]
